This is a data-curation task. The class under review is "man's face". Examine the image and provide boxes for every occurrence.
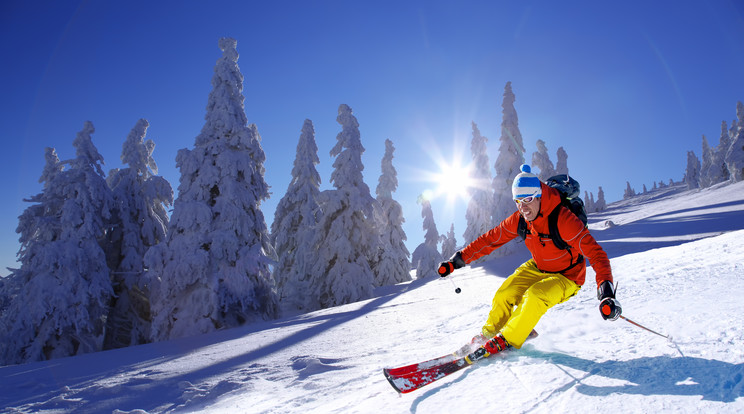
[516,195,541,222]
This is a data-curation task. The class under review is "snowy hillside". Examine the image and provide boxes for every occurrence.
[1,182,743,413]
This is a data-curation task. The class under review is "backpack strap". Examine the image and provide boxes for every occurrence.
[547,206,568,250]
[547,205,585,273]
[517,215,528,240]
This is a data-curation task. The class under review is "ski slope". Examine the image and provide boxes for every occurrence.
[1,181,743,413]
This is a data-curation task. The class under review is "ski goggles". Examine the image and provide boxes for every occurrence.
[513,192,540,205]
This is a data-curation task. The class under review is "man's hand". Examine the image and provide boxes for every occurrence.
[597,280,622,321]
[438,251,466,277]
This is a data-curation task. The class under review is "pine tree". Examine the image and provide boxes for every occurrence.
[584,191,595,213]
[725,101,744,182]
[699,135,713,187]
[595,187,607,212]
[624,181,636,199]
[684,150,701,190]
[411,196,443,279]
[1,122,114,364]
[308,104,377,309]
[715,121,732,182]
[463,122,492,246]
[491,82,525,256]
[555,147,569,175]
[145,38,278,341]
[373,139,411,287]
[441,223,457,260]
[532,139,556,181]
[271,119,322,313]
[104,119,173,349]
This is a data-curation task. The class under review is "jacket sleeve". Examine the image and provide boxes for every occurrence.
[460,212,521,264]
[558,209,613,287]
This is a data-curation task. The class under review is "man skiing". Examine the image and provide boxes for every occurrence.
[438,164,621,357]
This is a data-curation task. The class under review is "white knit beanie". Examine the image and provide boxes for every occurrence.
[512,164,542,199]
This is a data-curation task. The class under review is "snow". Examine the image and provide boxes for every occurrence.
[1,182,744,413]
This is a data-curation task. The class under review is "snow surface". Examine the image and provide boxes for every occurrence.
[1,181,744,413]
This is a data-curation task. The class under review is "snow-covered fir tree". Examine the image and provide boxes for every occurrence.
[700,123,731,187]
[271,119,322,313]
[715,121,732,182]
[372,139,411,287]
[490,82,525,256]
[145,38,278,341]
[595,187,607,212]
[1,122,114,364]
[584,191,595,213]
[532,139,556,181]
[555,146,569,176]
[441,223,457,260]
[104,119,173,349]
[411,196,443,279]
[308,104,377,309]
[463,122,493,246]
[725,101,744,182]
[684,150,701,190]
[699,135,713,188]
[624,181,636,199]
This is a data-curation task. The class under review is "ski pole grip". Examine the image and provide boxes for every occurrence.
[438,262,454,277]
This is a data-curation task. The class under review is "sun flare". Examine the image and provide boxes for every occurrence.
[432,160,473,203]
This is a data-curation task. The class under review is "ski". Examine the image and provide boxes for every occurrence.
[383,330,537,394]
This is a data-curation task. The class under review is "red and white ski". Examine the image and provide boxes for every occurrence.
[383,330,537,394]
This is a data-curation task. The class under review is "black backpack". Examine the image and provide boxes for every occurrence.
[516,174,588,251]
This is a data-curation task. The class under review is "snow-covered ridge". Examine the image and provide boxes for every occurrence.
[0,181,743,413]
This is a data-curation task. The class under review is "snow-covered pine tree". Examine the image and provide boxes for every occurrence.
[308,104,377,309]
[555,147,569,175]
[684,150,701,190]
[584,191,595,213]
[145,38,278,341]
[699,135,713,188]
[104,119,173,349]
[532,139,556,181]
[411,196,443,279]
[441,223,457,260]
[463,122,492,246]
[1,122,114,364]
[595,187,607,211]
[271,119,322,313]
[700,123,731,187]
[725,101,744,182]
[715,121,732,182]
[373,139,411,287]
[490,82,525,256]
[624,181,636,199]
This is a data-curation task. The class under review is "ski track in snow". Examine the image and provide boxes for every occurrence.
[1,182,744,413]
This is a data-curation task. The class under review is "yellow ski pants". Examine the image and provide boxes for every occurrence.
[482,259,581,348]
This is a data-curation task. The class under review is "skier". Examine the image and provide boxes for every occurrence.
[438,164,621,356]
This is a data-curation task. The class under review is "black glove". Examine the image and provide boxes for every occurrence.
[597,280,622,321]
[438,251,466,277]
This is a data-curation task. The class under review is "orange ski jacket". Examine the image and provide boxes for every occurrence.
[460,182,613,287]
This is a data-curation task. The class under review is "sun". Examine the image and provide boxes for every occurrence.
[432,160,473,204]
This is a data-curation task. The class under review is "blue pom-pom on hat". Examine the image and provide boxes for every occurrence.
[512,164,542,199]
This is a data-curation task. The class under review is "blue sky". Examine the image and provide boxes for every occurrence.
[2,1,743,272]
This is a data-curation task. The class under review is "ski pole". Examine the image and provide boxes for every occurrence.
[619,315,668,339]
[446,276,462,294]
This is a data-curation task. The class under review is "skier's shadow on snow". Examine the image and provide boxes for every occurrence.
[524,348,744,403]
